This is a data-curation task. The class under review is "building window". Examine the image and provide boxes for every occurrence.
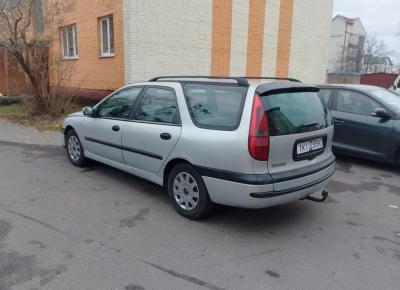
[100,16,114,57]
[61,25,78,59]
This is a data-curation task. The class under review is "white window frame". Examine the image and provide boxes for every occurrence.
[60,25,78,60]
[99,15,115,57]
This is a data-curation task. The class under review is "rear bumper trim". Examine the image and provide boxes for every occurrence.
[195,155,335,185]
[270,155,335,183]
[249,170,334,198]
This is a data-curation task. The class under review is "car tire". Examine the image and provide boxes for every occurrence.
[65,129,89,167]
[167,163,214,220]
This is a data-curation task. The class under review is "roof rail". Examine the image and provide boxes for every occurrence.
[148,76,249,86]
[240,77,302,83]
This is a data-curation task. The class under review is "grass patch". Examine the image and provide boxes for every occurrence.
[0,102,60,131]
[0,103,25,119]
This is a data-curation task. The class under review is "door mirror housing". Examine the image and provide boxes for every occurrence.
[83,106,94,117]
[372,107,389,118]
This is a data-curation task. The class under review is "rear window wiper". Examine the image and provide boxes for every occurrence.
[296,122,320,132]
[301,122,318,128]
[266,107,280,113]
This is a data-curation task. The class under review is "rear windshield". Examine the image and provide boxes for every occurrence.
[261,91,330,136]
[183,83,248,130]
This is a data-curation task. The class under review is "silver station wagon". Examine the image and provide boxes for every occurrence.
[61,76,335,219]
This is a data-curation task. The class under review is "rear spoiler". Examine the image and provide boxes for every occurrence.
[256,83,319,96]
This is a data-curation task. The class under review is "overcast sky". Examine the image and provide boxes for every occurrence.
[333,0,400,64]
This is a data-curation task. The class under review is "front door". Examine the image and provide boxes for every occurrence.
[122,86,181,173]
[82,86,143,163]
[332,89,393,159]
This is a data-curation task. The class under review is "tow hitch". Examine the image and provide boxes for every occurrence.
[303,190,329,203]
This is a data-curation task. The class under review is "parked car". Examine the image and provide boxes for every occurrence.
[391,74,400,94]
[62,76,335,219]
[318,84,400,165]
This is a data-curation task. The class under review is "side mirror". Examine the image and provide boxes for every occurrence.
[372,107,389,118]
[83,106,94,117]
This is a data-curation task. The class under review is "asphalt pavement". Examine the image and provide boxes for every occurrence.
[0,140,399,290]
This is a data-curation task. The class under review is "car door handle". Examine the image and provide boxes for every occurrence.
[160,133,172,140]
[112,125,120,132]
[333,118,344,125]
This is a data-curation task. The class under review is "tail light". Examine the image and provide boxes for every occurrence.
[248,94,269,161]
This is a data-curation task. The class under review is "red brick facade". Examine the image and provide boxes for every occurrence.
[0,50,28,96]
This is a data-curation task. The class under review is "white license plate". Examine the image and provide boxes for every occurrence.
[296,138,324,155]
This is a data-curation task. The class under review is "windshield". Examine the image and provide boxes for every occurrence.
[371,89,400,113]
[261,91,331,136]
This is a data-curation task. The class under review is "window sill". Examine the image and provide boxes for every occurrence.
[99,54,115,59]
[62,56,79,61]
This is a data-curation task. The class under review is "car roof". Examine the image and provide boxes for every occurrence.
[317,84,382,92]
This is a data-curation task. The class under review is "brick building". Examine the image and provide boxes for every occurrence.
[3,0,334,98]
[48,0,125,98]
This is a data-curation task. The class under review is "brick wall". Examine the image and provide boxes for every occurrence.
[44,0,333,94]
[49,0,124,93]
[0,50,28,96]
[123,0,333,84]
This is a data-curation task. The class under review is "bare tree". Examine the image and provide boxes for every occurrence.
[0,0,74,114]
[361,34,391,74]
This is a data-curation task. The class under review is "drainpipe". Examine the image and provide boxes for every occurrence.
[32,0,44,34]
[4,51,9,96]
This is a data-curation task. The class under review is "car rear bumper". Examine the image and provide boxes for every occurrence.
[201,156,335,209]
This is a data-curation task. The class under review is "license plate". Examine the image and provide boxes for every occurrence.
[296,138,324,155]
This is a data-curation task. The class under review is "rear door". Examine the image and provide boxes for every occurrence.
[122,86,181,173]
[331,89,393,159]
[259,89,333,190]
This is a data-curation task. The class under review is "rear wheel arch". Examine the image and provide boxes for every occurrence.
[163,158,192,187]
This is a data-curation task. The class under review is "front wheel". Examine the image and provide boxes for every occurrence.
[65,129,89,167]
[167,163,214,219]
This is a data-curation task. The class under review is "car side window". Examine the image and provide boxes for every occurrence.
[318,89,332,106]
[336,90,380,116]
[134,87,179,124]
[97,87,143,119]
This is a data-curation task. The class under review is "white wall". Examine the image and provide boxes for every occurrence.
[230,0,249,76]
[123,0,212,83]
[262,0,280,77]
[289,0,334,83]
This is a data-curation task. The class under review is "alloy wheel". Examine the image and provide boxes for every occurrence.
[173,172,199,210]
[68,135,81,162]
